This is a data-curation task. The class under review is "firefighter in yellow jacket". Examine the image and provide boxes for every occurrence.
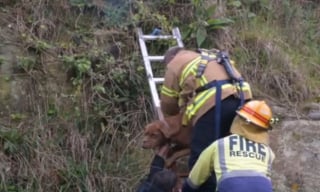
[160,47,253,191]
[182,100,276,192]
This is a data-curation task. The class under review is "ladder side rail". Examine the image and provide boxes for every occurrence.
[137,27,185,119]
[172,27,184,47]
[137,27,188,175]
[137,28,162,117]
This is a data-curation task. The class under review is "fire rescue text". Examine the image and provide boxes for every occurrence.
[229,135,266,162]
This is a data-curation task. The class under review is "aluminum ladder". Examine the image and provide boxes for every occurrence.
[137,27,184,119]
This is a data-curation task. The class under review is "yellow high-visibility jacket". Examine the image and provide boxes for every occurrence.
[186,134,275,190]
[160,50,252,126]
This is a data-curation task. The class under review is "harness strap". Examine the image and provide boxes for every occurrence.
[216,51,245,106]
[238,79,245,106]
[195,80,233,94]
[195,50,216,78]
[194,49,246,139]
[196,80,232,140]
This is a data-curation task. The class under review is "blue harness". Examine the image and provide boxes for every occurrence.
[195,49,245,140]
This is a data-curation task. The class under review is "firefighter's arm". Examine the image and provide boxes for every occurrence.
[160,67,180,116]
[182,143,216,191]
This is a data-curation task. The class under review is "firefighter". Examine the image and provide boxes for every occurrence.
[182,100,277,192]
[160,47,253,191]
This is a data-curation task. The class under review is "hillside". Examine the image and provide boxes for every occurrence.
[0,0,319,191]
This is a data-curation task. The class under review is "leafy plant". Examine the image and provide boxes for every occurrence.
[131,0,172,33]
[102,0,131,27]
[17,56,37,72]
[47,103,58,117]
[0,128,24,155]
[61,55,92,85]
[182,1,234,47]
[34,40,52,52]
[58,161,88,191]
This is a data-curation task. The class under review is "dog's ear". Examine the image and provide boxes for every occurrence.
[145,120,162,133]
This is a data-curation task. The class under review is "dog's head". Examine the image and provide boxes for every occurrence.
[142,120,168,149]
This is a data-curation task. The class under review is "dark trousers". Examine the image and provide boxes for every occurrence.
[218,176,273,192]
[188,96,242,192]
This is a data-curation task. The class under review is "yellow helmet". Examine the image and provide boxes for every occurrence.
[236,100,273,129]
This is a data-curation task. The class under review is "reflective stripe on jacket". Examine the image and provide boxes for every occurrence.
[160,50,252,126]
[186,134,275,190]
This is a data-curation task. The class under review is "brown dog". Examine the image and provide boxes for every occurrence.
[142,113,191,168]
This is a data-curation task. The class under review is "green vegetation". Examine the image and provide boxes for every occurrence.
[0,0,319,191]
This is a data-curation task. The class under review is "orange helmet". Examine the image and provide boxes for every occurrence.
[237,100,273,129]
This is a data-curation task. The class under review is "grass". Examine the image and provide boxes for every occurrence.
[228,0,320,106]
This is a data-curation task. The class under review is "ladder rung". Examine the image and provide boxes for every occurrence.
[152,77,164,83]
[147,56,164,61]
[142,35,176,40]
